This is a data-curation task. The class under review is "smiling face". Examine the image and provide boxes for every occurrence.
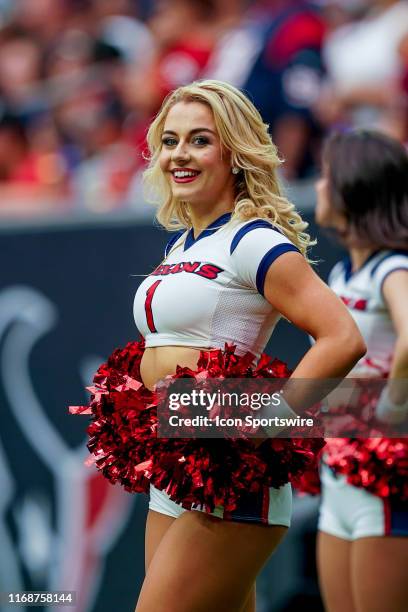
[159,101,235,210]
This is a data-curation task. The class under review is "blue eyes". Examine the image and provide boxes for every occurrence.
[162,137,177,146]
[193,136,210,146]
[162,136,209,147]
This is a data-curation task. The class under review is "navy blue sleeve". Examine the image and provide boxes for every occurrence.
[230,221,301,295]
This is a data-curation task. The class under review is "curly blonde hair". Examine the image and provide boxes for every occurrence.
[143,80,315,257]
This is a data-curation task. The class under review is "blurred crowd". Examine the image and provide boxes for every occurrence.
[0,0,407,218]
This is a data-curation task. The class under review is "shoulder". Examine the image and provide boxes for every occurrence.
[226,217,301,295]
[370,250,408,279]
[229,218,285,254]
[371,250,408,297]
[227,217,295,255]
[370,251,408,303]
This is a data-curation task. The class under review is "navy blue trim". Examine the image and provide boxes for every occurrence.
[370,250,408,278]
[256,244,300,296]
[389,500,408,537]
[229,489,264,522]
[343,250,382,282]
[183,212,232,251]
[343,257,352,282]
[164,230,184,257]
[380,266,408,299]
[230,220,282,255]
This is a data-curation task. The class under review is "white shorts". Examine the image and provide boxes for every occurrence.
[318,464,408,540]
[149,483,292,527]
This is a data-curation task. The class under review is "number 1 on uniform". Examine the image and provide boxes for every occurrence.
[145,280,161,333]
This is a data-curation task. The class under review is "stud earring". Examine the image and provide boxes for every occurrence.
[232,167,240,175]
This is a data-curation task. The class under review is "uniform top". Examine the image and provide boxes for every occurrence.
[329,249,408,372]
[133,212,300,359]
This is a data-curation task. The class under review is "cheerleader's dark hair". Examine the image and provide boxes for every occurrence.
[323,130,408,250]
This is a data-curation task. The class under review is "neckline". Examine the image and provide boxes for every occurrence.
[184,212,232,251]
[343,249,383,282]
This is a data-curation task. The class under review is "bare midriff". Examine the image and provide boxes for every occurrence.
[140,346,210,391]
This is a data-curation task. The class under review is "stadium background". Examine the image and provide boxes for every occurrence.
[0,1,407,611]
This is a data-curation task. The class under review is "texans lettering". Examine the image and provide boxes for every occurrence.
[340,296,368,311]
[151,262,224,280]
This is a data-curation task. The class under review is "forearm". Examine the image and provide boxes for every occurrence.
[387,334,408,404]
[279,334,365,415]
[261,256,366,417]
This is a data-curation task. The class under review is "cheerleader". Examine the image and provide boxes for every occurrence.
[315,130,408,612]
[75,81,365,612]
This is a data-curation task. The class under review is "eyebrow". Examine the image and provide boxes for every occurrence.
[162,128,216,136]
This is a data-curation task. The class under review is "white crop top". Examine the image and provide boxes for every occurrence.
[329,249,408,372]
[133,213,301,358]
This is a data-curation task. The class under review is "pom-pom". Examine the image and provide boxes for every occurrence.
[70,341,325,512]
[294,356,407,499]
[292,460,322,496]
[325,437,408,500]
[323,358,407,500]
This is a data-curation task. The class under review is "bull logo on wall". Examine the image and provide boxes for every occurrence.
[0,286,137,612]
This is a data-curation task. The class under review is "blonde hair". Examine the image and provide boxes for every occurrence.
[143,80,315,258]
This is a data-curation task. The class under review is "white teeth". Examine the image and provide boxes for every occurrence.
[173,171,198,178]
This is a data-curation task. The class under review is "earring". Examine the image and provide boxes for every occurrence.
[232,167,240,175]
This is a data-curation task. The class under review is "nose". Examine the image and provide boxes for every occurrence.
[315,177,325,193]
[172,140,190,163]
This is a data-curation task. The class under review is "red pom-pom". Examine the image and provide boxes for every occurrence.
[71,341,325,512]
[325,437,408,500]
[291,460,322,496]
[294,358,407,500]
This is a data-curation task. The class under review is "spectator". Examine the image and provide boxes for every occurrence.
[45,27,116,167]
[398,31,408,142]
[316,0,408,137]
[72,99,138,213]
[0,27,44,120]
[93,0,154,67]
[124,0,217,117]
[205,0,326,180]
[0,0,406,219]
[13,0,89,45]
[0,113,69,214]
[316,0,367,32]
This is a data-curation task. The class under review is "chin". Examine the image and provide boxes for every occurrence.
[173,187,200,200]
